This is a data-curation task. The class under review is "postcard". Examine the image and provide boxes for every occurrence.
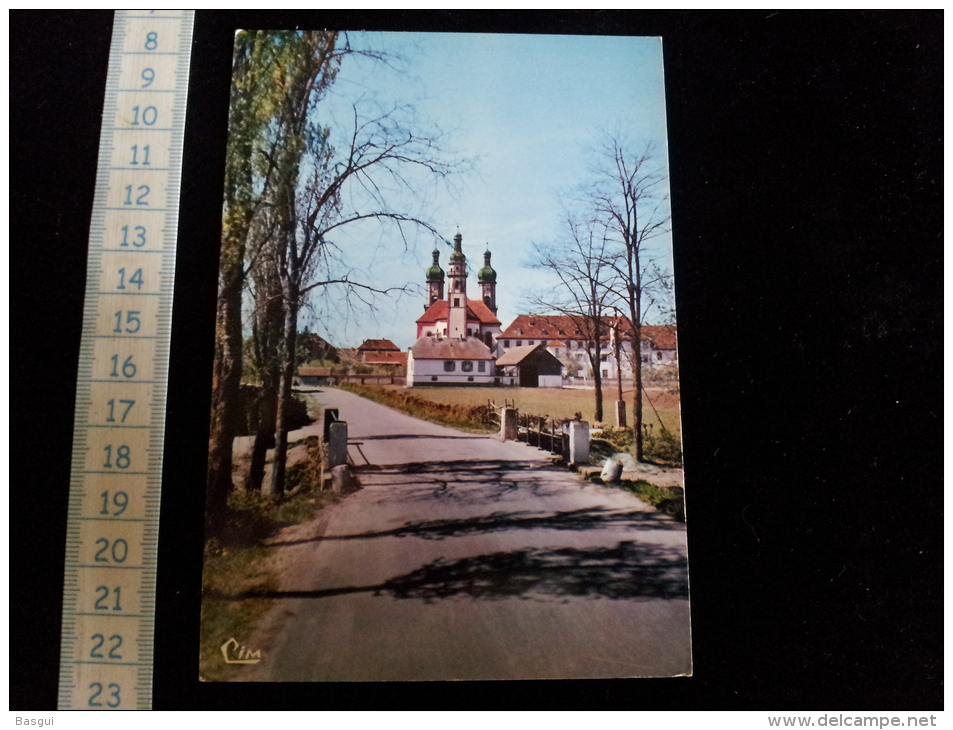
[199,29,689,681]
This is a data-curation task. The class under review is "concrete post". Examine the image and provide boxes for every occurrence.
[501,407,519,441]
[601,457,623,483]
[322,408,339,442]
[568,420,590,466]
[327,421,349,468]
[614,401,627,429]
[330,464,351,494]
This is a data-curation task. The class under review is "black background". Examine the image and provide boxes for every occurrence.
[10,11,942,710]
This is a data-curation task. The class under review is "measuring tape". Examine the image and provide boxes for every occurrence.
[57,10,194,710]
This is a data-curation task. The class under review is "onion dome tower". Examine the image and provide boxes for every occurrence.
[425,247,445,309]
[477,248,498,314]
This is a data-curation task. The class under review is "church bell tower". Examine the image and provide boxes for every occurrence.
[478,248,498,314]
[447,232,468,338]
[425,247,445,309]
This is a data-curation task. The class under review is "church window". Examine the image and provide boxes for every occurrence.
[454,297,460,307]
[478,361,486,372]
[462,360,473,372]
[444,360,456,372]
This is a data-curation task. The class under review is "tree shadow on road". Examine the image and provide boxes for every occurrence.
[355,458,579,505]
[223,540,688,603]
[380,540,688,602]
[267,506,680,547]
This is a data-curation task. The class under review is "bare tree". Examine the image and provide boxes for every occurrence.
[585,134,672,461]
[267,98,462,496]
[529,213,617,423]
[207,30,467,516]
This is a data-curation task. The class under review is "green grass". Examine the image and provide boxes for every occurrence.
[199,457,338,681]
[587,476,685,522]
[199,544,276,682]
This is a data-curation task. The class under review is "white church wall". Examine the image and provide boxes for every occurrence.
[408,356,496,386]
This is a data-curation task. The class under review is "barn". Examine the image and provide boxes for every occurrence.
[294,366,332,388]
[495,344,563,388]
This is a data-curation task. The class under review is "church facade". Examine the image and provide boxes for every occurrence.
[407,233,499,386]
[415,233,502,346]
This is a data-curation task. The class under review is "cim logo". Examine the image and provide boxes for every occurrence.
[221,637,262,664]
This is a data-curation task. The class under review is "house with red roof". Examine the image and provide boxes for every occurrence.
[356,339,407,370]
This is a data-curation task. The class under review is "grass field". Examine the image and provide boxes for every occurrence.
[374,384,681,437]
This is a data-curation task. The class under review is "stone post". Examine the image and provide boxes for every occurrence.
[327,421,349,468]
[501,407,519,441]
[568,420,590,466]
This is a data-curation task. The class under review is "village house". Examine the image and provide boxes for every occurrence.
[356,339,407,371]
[297,331,339,362]
[407,335,496,386]
[495,344,563,387]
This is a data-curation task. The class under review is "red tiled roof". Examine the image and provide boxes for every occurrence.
[641,324,678,350]
[358,339,400,352]
[501,314,676,349]
[501,314,627,339]
[361,350,407,366]
[416,298,501,326]
[546,340,567,348]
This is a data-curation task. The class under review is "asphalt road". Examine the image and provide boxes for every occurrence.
[243,387,691,681]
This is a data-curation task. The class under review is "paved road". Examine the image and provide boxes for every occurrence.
[243,387,691,681]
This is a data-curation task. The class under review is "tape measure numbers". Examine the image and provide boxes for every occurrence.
[58,10,193,710]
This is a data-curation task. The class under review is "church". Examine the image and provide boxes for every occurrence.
[407,233,500,386]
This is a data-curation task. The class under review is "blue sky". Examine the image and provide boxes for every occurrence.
[300,31,673,350]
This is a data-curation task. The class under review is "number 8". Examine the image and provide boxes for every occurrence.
[145,32,157,51]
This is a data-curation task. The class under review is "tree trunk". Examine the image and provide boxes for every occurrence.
[206,274,243,530]
[591,342,604,423]
[267,289,299,498]
[246,370,277,493]
[632,316,645,462]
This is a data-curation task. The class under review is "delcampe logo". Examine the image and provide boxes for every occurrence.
[221,637,262,664]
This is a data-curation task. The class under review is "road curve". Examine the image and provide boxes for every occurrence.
[242,387,691,681]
